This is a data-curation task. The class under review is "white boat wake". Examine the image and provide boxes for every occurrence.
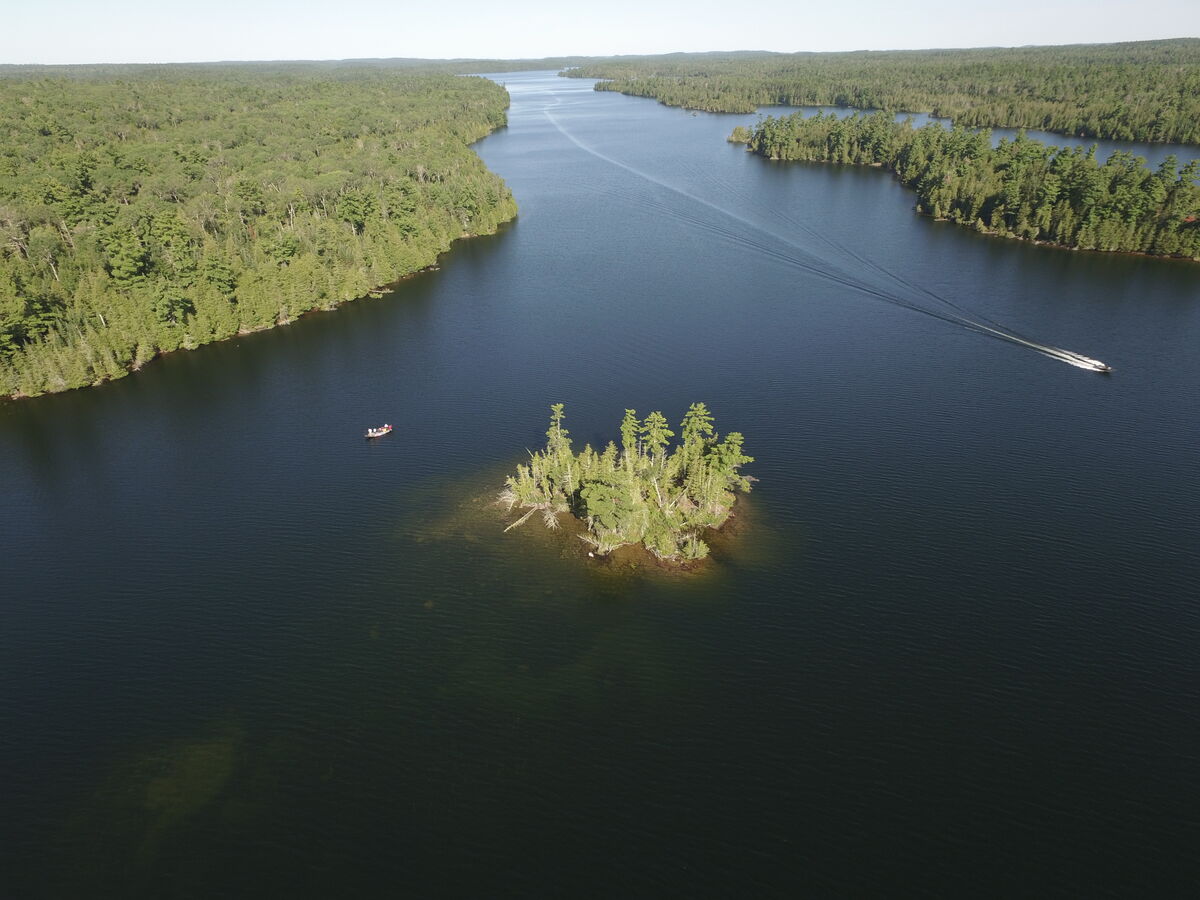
[543,106,1113,374]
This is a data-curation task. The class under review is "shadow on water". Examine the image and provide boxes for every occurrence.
[44,721,245,897]
[27,458,794,896]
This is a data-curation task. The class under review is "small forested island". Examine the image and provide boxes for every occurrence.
[566,40,1200,145]
[0,64,518,398]
[732,112,1200,258]
[501,403,753,563]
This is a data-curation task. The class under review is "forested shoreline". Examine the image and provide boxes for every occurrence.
[565,40,1200,146]
[0,65,518,398]
[6,43,1198,401]
[733,112,1200,258]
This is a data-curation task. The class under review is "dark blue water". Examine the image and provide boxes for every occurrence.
[2,71,1199,896]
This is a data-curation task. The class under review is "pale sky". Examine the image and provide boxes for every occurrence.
[2,0,1197,65]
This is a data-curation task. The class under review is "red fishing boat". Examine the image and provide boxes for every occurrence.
[365,424,393,439]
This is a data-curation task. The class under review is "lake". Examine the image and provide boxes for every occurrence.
[2,70,1199,896]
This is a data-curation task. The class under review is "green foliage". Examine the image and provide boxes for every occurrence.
[0,63,519,397]
[566,40,1200,146]
[740,111,1200,259]
[501,404,754,563]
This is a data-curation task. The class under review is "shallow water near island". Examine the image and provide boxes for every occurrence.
[3,71,1200,895]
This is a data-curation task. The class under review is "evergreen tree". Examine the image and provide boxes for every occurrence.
[738,112,1200,259]
[640,410,674,462]
[620,408,640,465]
[568,40,1200,145]
[501,404,753,564]
[0,64,519,397]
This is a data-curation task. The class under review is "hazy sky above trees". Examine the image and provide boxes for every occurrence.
[3,0,1198,64]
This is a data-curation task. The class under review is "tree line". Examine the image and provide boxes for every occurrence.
[500,403,753,562]
[0,64,518,398]
[734,111,1200,258]
[565,40,1200,145]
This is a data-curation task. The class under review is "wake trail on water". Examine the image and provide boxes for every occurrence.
[679,163,1113,372]
[680,162,1053,343]
[544,108,1110,372]
[583,181,1003,337]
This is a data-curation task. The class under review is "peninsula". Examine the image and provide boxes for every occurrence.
[734,111,1200,259]
[0,64,518,398]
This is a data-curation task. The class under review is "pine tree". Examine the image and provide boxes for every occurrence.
[502,404,753,564]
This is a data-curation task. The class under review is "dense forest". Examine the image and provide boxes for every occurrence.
[733,112,1200,258]
[0,56,600,81]
[501,404,753,563]
[0,65,518,398]
[566,40,1200,145]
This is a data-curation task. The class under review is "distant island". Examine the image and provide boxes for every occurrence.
[731,112,1200,259]
[501,403,753,563]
